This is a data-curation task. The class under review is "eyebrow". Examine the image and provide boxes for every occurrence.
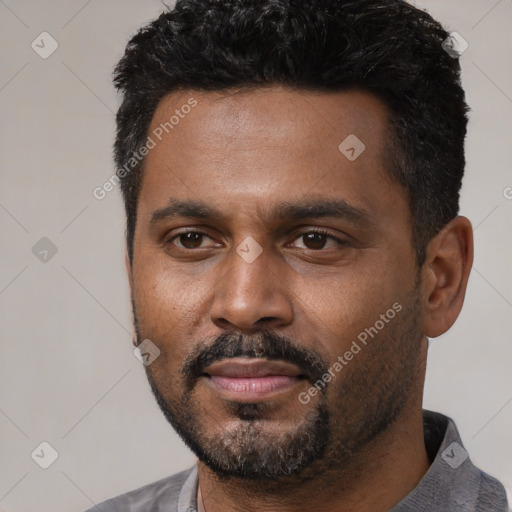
[150,198,372,226]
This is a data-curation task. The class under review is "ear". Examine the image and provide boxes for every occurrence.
[421,216,474,338]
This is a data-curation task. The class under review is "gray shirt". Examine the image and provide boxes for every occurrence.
[85,410,509,511]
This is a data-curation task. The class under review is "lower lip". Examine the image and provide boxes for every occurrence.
[206,375,302,401]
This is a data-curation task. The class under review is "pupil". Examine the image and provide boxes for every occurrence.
[182,233,201,247]
[305,233,325,249]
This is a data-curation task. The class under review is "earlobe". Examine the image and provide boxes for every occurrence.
[422,216,474,338]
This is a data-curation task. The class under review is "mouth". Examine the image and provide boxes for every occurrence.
[200,358,308,402]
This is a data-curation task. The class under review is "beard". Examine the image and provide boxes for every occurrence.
[145,330,331,480]
[134,281,423,482]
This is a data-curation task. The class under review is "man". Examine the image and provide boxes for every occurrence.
[87,0,509,510]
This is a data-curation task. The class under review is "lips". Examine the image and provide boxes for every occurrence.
[201,358,307,401]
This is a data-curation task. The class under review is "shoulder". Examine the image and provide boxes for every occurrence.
[476,470,510,512]
[83,466,195,512]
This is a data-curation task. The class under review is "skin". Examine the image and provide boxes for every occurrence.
[126,86,473,512]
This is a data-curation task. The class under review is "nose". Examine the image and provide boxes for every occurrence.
[209,242,294,332]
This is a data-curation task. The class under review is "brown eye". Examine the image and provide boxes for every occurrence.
[178,232,204,248]
[166,230,215,249]
[291,230,347,251]
[302,233,328,250]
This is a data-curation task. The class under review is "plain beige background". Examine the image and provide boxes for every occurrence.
[0,1,511,510]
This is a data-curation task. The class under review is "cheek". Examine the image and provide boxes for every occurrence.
[294,259,411,358]
[134,259,199,315]
[132,265,195,351]
[132,258,226,369]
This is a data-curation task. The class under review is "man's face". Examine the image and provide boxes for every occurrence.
[130,87,425,480]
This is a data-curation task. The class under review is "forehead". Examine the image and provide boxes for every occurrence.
[137,86,407,228]
[147,86,389,160]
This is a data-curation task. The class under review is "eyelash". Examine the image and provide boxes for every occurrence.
[165,228,348,250]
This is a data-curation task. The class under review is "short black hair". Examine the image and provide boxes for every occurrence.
[113,0,469,265]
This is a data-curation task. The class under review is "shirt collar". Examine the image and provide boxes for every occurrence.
[390,410,486,511]
[177,463,199,512]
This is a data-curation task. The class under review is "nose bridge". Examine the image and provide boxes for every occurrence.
[210,238,293,330]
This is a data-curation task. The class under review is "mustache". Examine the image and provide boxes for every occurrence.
[180,329,329,392]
